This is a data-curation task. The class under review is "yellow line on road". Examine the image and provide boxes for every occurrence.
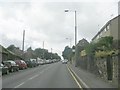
[68,65,89,88]
[67,65,83,89]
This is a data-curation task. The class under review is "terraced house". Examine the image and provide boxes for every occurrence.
[92,15,119,42]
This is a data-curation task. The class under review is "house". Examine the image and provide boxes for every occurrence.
[92,15,119,43]
[0,45,23,61]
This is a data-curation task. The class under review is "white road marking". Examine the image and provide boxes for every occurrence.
[14,64,54,88]
[14,82,25,88]
[29,74,39,80]
[28,65,53,81]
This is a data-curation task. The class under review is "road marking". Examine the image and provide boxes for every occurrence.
[67,65,89,88]
[14,64,54,88]
[14,82,25,88]
[28,64,53,81]
[29,74,39,80]
[67,65,82,89]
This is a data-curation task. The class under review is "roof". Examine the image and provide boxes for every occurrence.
[92,15,120,41]
[0,45,8,54]
[0,44,23,59]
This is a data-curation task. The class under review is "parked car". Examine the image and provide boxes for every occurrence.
[0,63,9,75]
[30,59,38,67]
[45,60,50,64]
[3,60,19,72]
[25,59,37,68]
[36,58,44,65]
[15,60,27,70]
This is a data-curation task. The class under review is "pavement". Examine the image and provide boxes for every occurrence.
[67,62,118,89]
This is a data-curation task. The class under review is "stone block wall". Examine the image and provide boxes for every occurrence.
[95,56,118,85]
[95,58,107,80]
[112,56,118,83]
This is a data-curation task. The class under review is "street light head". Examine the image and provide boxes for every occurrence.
[65,10,69,12]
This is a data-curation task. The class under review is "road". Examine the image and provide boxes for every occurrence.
[2,62,79,88]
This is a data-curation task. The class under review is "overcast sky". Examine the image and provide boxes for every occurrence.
[0,0,119,57]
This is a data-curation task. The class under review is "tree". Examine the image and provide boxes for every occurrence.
[7,44,23,58]
[62,46,72,60]
[34,48,61,60]
[7,45,15,51]
[97,36,113,50]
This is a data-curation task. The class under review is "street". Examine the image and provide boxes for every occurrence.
[2,62,79,88]
[0,1,119,89]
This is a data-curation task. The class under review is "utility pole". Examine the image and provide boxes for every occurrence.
[75,10,77,46]
[51,48,52,60]
[43,41,44,49]
[22,30,25,60]
[51,48,52,53]
[43,41,44,59]
[22,30,25,52]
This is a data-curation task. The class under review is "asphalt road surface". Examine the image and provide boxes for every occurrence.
[2,62,79,88]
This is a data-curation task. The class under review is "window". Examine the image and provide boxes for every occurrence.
[104,28,107,32]
[107,24,110,30]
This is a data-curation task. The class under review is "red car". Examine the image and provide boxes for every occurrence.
[15,60,27,70]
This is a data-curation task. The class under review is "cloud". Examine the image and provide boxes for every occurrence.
[0,1,118,57]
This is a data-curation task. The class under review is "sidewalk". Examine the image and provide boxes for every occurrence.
[68,62,118,89]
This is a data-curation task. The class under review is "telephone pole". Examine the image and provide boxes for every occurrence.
[22,30,25,52]
[22,30,25,60]
[51,48,52,59]
[43,41,44,59]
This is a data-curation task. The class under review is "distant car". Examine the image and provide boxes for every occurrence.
[15,60,27,70]
[38,60,44,65]
[3,60,19,72]
[25,60,33,68]
[0,63,9,75]
[45,60,50,64]
[62,60,68,64]
[30,59,38,67]
[37,58,47,65]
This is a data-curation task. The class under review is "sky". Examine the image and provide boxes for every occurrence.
[0,0,119,58]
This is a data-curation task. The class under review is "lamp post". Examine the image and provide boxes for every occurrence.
[65,10,77,46]
[65,9,78,66]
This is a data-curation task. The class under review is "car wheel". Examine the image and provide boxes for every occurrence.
[11,68,14,72]
[17,68,19,71]
[6,70,9,74]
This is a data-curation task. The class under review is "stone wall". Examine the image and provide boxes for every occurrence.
[95,58,107,80]
[112,56,118,84]
[95,56,118,85]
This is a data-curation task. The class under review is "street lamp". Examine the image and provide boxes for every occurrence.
[64,9,77,46]
[65,9,78,67]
